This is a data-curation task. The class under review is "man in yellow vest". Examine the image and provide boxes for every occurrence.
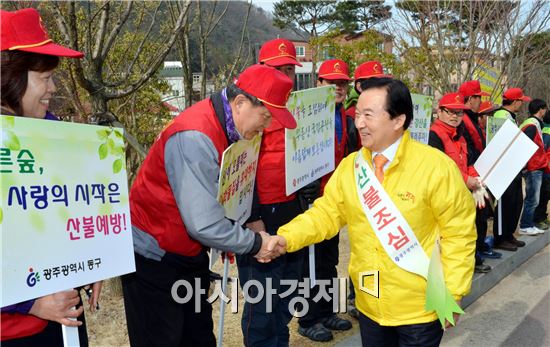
[263,77,476,346]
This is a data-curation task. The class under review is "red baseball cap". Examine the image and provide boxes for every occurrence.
[318,59,351,81]
[458,80,490,97]
[235,64,296,129]
[503,87,531,102]
[258,38,302,67]
[354,61,392,80]
[478,101,495,114]
[1,8,83,58]
[438,92,470,110]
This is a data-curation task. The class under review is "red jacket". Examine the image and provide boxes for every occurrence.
[462,113,485,154]
[1,312,48,341]
[130,98,228,256]
[520,117,548,171]
[255,119,296,204]
[430,119,475,184]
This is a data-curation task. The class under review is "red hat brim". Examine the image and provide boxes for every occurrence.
[262,55,303,67]
[441,104,470,110]
[521,96,532,102]
[355,73,393,80]
[264,104,296,129]
[473,91,491,97]
[17,42,84,58]
[318,72,351,81]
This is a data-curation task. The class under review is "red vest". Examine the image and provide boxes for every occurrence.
[430,119,469,183]
[256,119,296,204]
[130,99,228,256]
[321,104,348,191]
[345,104,356,118]
[520,118,548,171]
[1,312,48,341]
[462,114,484,153]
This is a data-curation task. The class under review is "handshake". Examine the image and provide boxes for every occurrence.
[254,231,288,263]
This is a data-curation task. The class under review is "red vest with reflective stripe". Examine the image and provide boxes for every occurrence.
[130,98,228,256]
[1,312,47,341]
[256,119,296,204]
[345,104,356,118]
[520,117,548,171]
[430,119,469,183]
[462,114,484,153]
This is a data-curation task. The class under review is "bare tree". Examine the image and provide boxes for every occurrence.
[389,0,550,98]
[49,1,192,157]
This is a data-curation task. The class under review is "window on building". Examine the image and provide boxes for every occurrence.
[193,74,200,83]
[296,46,305,57]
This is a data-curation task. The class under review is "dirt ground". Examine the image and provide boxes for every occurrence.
[87,228,358,346]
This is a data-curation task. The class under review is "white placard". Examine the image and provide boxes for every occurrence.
[474,120,537,200]
[285,86,336,195]
[410,94,433,144]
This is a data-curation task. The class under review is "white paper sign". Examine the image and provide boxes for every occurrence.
[285,86,336,195]
[474,120,537,200]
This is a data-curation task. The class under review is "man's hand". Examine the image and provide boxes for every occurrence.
[297,180,321,211]
[445,312,461,329]
[254,232,287,263]
[466,176,481,191]
[84,282,102,313]
[29,290,84,327]
[472,186,490,209]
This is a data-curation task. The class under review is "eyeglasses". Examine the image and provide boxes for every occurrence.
[443,108,464,116]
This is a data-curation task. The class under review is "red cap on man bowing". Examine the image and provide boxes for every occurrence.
[259,38,302,67]
[318,59,351,81]
[236,64,296,129]
[1,8,84,58]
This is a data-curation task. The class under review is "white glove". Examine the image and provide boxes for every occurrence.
[472,186,490,209]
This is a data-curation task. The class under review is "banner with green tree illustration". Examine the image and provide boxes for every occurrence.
[285,85,336,195]
[1,115,135,307]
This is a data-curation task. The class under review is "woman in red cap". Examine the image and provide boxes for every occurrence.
[1,8,100,347]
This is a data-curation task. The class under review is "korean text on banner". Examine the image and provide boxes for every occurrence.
[1,115,135,307]
[410,94,433,144]
[210,134,261,269]
[474,119,537,200]
[285,85,336,195]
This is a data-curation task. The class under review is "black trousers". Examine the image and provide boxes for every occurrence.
[298,233,340,328]
[475,204,492,263]
[534,175,550,223]
[2,298,89,347]
[358,312,443,347]
[493,174,523,243]
[122,251,215,347]
[236,199,305,347]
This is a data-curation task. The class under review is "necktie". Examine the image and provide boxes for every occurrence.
[374,154,389,183]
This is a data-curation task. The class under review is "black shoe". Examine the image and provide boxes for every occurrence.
[494,240,518,252]
[298,323,333,342]
[474,264,492,273]
[347,299,360,319]
[322,315,352,331]
[478,250,502,259]
[510,237,526,247]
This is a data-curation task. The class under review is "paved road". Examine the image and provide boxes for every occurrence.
[442,245,549,347]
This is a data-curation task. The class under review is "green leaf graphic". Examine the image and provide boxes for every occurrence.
[113,159,123,173]
[107,138,116,154]
[1,116,15,129]
[114,129,124,139]
[3,130,20,150]
[98,143,108,159]
[97,129,110,140]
